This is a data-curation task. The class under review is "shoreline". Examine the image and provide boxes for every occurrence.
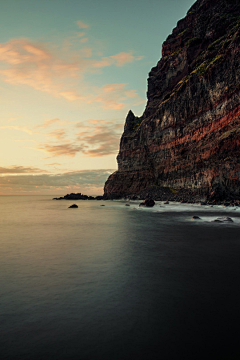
[53,191,240,208]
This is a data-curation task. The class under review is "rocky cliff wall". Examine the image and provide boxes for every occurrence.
[104,0,240,201]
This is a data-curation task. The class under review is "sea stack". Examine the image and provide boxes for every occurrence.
[104,0,240,202]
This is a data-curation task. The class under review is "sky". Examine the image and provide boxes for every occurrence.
[0,0,195,195]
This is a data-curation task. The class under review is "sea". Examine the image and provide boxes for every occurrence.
[1,195,240,360]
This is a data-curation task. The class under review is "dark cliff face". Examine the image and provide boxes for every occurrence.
[104,0,240,200]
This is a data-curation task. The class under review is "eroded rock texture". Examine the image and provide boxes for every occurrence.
[104,0,240,200]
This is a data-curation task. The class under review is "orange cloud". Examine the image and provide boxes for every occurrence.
[0,125,34,135]
[0,40,50,64]
[37,118,60,129]
[0,39,82,97]
[93,52,143,68]
[46,163,61,166]
[59,91,87,101]
[39,143,85,157]
[60,83,141,109]
[0,165,47,174]
[80,47,92,58]
[80,38,88,43]
[76,119,123,156]
[0,38,143,109]
[93,57,113,68]
[37,117,123,158]
[110,52,143,66]
[76,20,89,29]
[47,128,66,140]
[90,83,137,110]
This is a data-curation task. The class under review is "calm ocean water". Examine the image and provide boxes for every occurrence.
[1,195,240,360]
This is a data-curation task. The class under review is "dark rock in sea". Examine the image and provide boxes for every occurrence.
[222,202,231,207]
[129,195,138,200]
[212,217,234,223]
[192,216,201,220]
[69,204,78,208]
[104,0,240,203]
[139,198,155,207]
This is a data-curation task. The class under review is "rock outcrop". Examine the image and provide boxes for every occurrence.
[68,204,78,208]
[53,193,103,200]
[104,0,240,201]
[139,198,155,207]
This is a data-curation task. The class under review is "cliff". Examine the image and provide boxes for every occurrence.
[104,0,240,202]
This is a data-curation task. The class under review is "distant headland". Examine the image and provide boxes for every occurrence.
[53,193,103,201]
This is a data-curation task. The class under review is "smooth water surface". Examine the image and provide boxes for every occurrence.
[0,196,240,360]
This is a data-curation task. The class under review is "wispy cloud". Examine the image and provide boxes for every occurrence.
[111,52,143,66]
[39,143,85,157]
[91,83,138,110]
[80,38,88,44]
[0,37,143,109]
[37,117,123,158]
[0,38,82,99]
[47,128,66,140]
[93,52,143,68]
[77,32,86,37]
[0,125,34,135]
[0,165,48,174]
[36,118,61,129]
[59,91,87,101]
[77,120,123,156]
[76,20,89,29]
[46,163,61,166]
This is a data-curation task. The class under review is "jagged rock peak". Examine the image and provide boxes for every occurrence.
[124,110,135,132]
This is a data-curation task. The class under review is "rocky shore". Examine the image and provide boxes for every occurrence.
[106,189,240,206]
[53,190,240,207]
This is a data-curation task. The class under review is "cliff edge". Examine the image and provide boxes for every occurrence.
[104,0,240,202]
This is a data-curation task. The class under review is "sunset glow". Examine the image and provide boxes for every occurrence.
[0,0,194,194]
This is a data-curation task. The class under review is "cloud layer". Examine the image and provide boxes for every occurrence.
[0,19,144,195]
[38,118,123,158]
[0,166,48,174]
[0,169,113,194]
[0,32,143,109]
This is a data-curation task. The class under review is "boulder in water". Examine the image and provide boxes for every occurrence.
[69,204,78,208]
[212,217,233,223]
[139,198,155,207]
